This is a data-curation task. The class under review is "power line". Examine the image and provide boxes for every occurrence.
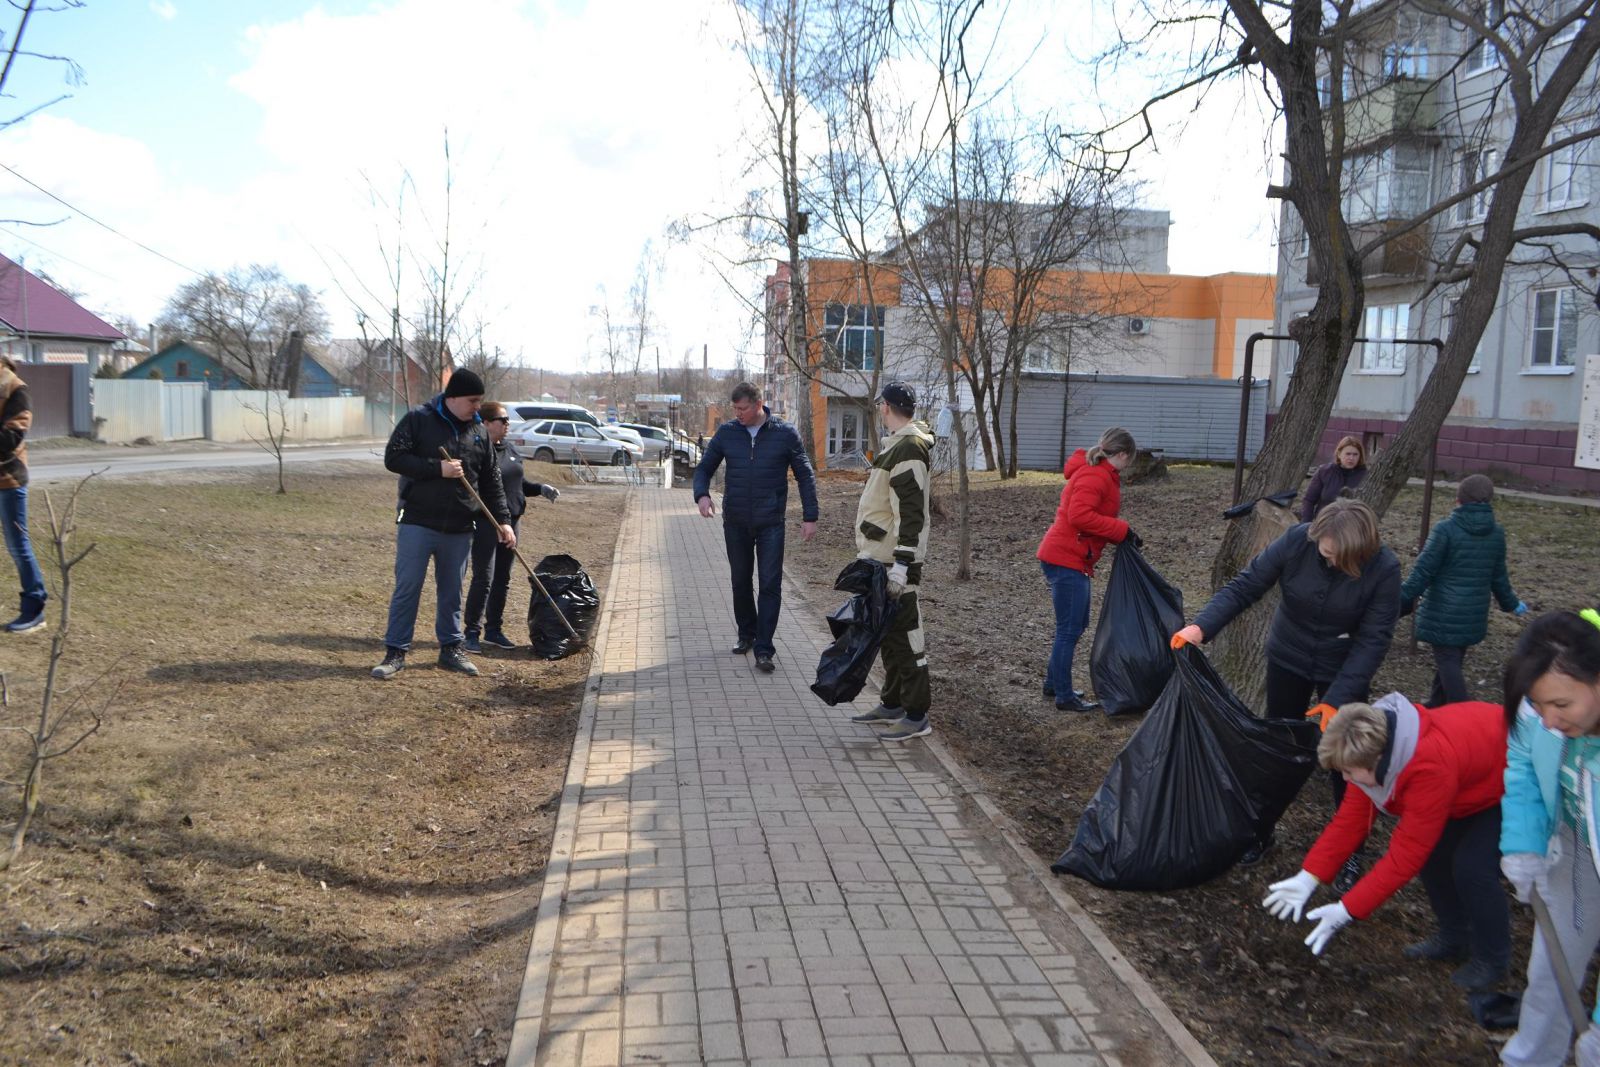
[0,159,204,276]
[0,224,121,282]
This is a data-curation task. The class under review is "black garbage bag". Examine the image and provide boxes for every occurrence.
[527,554,599,660]
[1089,544,1186,716]
[810,559,898,706]
[1053,645,1320,890]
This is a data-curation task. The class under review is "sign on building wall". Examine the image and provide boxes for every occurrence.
[1578,354,1600,471]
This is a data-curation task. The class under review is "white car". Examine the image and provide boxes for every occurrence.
[597,424,648,454]
[617,423,672,463]
[511,419,643,465]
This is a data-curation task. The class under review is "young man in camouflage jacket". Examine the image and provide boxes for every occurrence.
[849,381,936,741]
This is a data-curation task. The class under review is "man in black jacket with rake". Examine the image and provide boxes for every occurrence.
[373,370,515,680]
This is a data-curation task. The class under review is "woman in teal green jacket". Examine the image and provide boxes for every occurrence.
[1401,475,1525,707]
[1498,609,1600,1067]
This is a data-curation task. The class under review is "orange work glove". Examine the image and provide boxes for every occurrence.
[1305,703,1338,731]
[1170,624,1204,650]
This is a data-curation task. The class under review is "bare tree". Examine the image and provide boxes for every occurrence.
[1095,0,1600,701]
[156,265,330,388]
[0,475,112,872]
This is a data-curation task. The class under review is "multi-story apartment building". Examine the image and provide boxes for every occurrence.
[1270,1,1598,491]
[765,209,1274,469]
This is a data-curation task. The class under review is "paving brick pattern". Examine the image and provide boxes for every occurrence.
[507,487,1210,1067]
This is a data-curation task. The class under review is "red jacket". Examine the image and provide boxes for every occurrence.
[1302,700,1507,919]
[1036,449,1130,576]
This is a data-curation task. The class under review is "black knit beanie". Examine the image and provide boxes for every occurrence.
[444,369,485,398]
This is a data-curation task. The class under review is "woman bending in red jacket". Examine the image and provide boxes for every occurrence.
[1260,696,1511,992]
[1035,427,1139,713]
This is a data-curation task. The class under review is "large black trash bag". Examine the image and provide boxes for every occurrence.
[1089,543,1186,716]
[810,559,899,706]
[527,554,599,660]
[1054,646,1320,890]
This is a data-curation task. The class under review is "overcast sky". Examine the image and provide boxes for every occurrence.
[0,0,1281,375]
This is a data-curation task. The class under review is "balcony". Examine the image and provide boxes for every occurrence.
[1306,219,1429,284]
[1328,77,1439,152]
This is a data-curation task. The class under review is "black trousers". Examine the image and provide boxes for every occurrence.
[1263,660,1361,821]
[1419,805,1511,966]
[464,518,519,636]
[1427,644,1470,707]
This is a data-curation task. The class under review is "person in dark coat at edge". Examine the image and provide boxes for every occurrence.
[1401,473,1527,707]
[1301,435,1368,521]
[0,357,45,633]
[1171,498,1402,875]
[462,400,560,653]
[1035,427,1140,713]
[1260,696,1511,995]
[692,380,819,674]
[372,370,515,681]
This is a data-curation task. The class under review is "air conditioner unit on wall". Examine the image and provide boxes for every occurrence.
[1127,317,1151,335]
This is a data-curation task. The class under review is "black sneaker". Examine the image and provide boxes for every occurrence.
[755,653,776,673]
[1238,835,1276,867]
[438,644,480,676]
[483,629,517,650]
[371,648,406,680]
[1403,932,1469,963]
[463,631,483,654]
[4,610,46,634]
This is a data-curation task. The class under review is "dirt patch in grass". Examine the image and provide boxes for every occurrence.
[787,464,1600,1067]
[0,464,626,1066]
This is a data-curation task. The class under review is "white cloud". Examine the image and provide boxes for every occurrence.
[150,1,177,21]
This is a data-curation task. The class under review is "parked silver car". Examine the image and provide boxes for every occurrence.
[617,422,672,463]
[511,419,643,465]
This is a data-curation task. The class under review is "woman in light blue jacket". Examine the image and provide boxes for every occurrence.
[1499,609,1600,1067]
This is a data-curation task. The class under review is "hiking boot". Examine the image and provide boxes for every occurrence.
[755,653,776,673]
[463,630,483,654]
[5,594,46,634]
[1403,932,1469,963]
[371,648,406,680]
[438,643,480,676]
[483,629,517,650]
[880,716,932,742]
[1452,957,1507,992]
[1333,855,1363,894]
[851,704,903,724]
[1238,834,1276,867]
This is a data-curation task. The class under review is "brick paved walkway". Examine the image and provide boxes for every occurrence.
[506,487,1215,1067]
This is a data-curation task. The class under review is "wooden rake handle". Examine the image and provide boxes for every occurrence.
[438,446,582,644]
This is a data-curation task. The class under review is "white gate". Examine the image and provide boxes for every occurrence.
[161,382,206,441]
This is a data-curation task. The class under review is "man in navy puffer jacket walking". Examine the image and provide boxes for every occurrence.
[693,381,819,673]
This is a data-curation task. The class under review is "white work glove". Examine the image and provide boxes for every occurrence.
[539,484,560,502]
[1303,902,1353,956]
[1501,852,1550,905]
[887,562,908,598]
[1262,870,1320,923]
[1577,1023,1600,1067]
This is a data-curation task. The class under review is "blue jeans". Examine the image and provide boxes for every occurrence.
[383,523,473,651]
[1041,561,1090,697]
[724,521,785,656]
[0,486,46,607]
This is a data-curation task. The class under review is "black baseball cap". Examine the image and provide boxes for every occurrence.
[877,381,916,413]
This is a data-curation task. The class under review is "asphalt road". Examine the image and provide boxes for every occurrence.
[27,442,386,483]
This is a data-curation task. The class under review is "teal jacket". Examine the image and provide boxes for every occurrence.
[1502,704,1600,882]
[1399,502,1518,648]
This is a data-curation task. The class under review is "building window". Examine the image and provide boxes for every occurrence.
[1445,298,1483,373]
[823,304,883,371]
[1464,0,1503,74]
[1342,143,1430,223]
[827,406,865,456]
[1530,287,1579,368]
[1539,125,1589,211]
[1453,146,1498,224]
[175,360,189,377]
[1359,302,1410,373]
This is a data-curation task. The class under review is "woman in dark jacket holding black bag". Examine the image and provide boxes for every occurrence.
[464,402,560,652]
[1171,498,1402,866]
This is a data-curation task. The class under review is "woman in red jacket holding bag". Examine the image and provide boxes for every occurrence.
[1259,695,1511,993]
[1036,427,1138,713]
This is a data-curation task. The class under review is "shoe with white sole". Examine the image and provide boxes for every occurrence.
[879,717,932,742]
